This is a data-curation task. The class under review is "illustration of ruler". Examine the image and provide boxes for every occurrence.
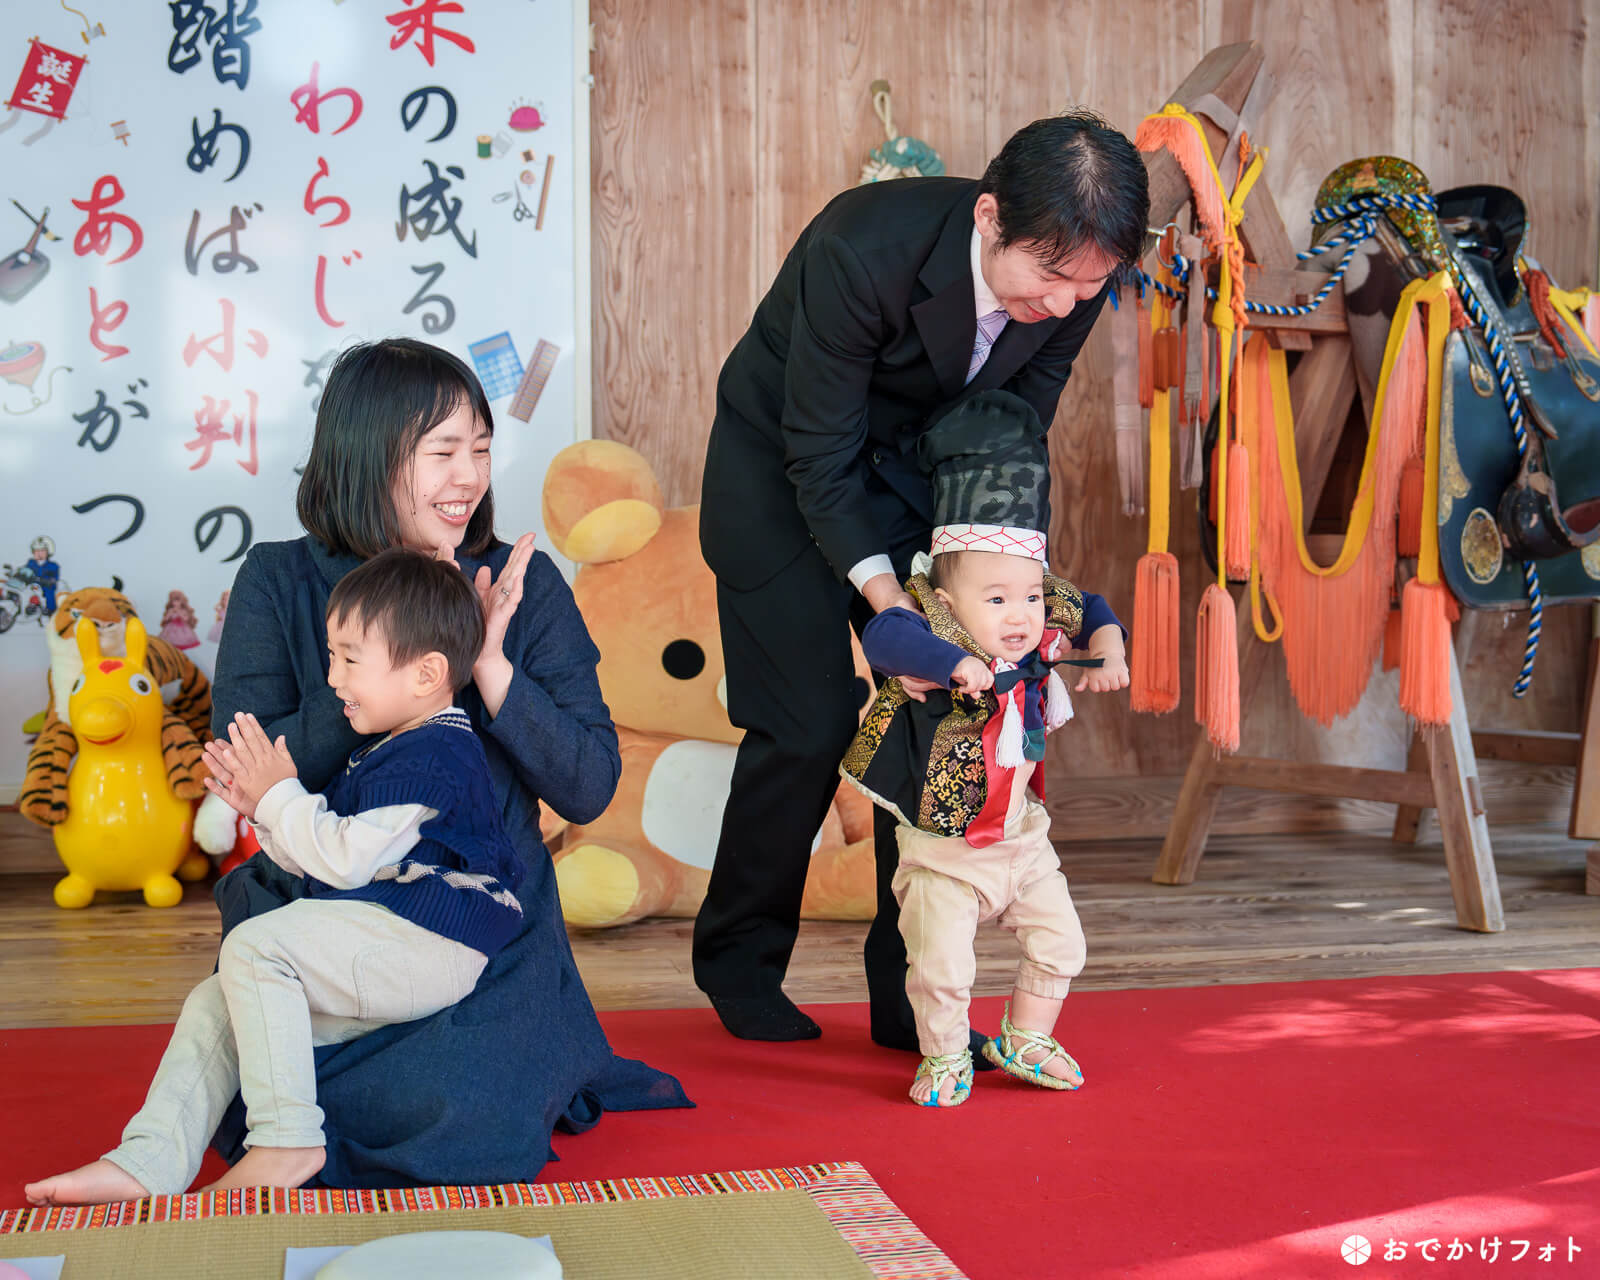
[507,339,560,422]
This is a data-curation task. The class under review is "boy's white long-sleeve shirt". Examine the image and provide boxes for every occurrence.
[252,777,438,890]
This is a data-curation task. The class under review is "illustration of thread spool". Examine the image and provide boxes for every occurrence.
[476,134,492,158]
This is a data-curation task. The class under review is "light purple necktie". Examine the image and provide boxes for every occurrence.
[966,307,1009,384]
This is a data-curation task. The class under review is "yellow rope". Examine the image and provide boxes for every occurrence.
[1414,273,1454,587]
[1147,281,1172,556]
[1545,284,1598,357]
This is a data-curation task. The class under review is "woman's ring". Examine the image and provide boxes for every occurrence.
[500,587,512,598]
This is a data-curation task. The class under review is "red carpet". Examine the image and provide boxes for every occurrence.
[4,970,1598,1279]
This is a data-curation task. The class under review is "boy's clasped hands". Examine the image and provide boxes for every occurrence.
[203,713,298,821]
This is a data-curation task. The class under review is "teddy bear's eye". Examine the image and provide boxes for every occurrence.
[661,639,705,680]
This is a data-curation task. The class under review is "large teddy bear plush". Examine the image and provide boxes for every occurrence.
[542,439,878,928]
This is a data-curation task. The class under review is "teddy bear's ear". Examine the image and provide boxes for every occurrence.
[542,440,665,564]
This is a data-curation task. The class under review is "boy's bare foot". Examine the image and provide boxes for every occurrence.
[1008,1033,1083,1088]
[909,1072,965,1106]
[202,1145,325,1193]
[909,1050,972,1107]
[25,1159,149,1207]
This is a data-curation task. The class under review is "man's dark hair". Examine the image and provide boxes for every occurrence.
[325,548,485,691]
[980,109,1150,274]
[297,338,498,560]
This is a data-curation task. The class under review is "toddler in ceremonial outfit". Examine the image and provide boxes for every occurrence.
[842,392,1128,1107]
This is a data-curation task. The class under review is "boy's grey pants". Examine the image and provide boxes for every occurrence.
[106,898,485,1195]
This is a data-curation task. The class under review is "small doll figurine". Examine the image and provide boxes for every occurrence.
[159,590,201,650]
[207,589,230,644]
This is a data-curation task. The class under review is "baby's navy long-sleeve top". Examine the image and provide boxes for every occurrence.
[859,589,1124,686]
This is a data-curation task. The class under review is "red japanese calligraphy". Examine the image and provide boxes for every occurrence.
[313,255,345,328]
[183,299,269,373]
[71,175,144,265]
[87,287,130,362]
[6,39,85,121]
[290,62,363,135]
[186,390,259,475]
[304,157,352,228]
[386,0,475,67]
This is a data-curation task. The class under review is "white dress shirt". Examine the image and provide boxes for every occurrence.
[847,227,1000,594]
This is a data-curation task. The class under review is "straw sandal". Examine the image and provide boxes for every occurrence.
[982,1005,1082,1091]
[910,1048,973,1108]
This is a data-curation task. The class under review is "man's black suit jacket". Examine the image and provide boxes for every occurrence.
[700,176,1109,592]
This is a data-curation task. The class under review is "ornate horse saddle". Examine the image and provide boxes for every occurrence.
[1314,160,1600,610]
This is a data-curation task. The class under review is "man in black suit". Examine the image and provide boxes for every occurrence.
[695,111,1149,1051]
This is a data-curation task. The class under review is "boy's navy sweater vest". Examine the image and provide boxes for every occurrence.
[314,710,524,957]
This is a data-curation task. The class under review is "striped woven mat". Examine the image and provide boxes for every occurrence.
[0,1161,965,1280]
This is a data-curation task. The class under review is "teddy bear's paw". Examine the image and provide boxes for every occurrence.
[555,843,646,928]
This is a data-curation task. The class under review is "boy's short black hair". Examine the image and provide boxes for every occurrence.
[927,551,967,592]
[979,109,1150,276]
[325,548,484,691]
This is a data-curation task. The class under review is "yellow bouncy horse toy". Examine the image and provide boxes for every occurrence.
[52,616,209,908]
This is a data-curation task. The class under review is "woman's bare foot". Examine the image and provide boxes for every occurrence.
[202,1145,325,1193]
[25,1159,149,1207]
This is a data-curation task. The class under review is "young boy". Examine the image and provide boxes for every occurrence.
[26,547,525,1204]
[842,391,1128,1108]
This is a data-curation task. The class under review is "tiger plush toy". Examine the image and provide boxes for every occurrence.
[19,586,214,827]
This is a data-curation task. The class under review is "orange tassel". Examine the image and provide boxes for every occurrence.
[1134,114,1228,255]
[1396,457,1424,559]
[1130,551,1181,713]
[1194,583,1240,752]
[1251,317,1424,726]
[1398,578,1452,725]
[1381,605,1403,672]
[1223,440,1251,578]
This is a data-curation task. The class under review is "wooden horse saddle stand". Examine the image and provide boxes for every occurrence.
[1314,160,1600,611]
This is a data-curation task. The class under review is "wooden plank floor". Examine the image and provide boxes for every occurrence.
[0,823,1593,1029]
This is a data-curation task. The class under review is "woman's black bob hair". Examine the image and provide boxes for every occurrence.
[297,338,497,559]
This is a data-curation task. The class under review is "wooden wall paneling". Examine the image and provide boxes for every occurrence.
[981,0,1206,148]
[1210,0,1415,240]
[984,4,1208,778]
[1414,0,1598,285]
[753,0,988,294]
[1412,0,1597,735]
[590,0,757,505]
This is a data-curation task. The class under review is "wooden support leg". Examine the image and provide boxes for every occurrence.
[1153,731,1222,884]
[1391,731,1430,844]
[1567,609,1600,900]
[1423,645,1505,931]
